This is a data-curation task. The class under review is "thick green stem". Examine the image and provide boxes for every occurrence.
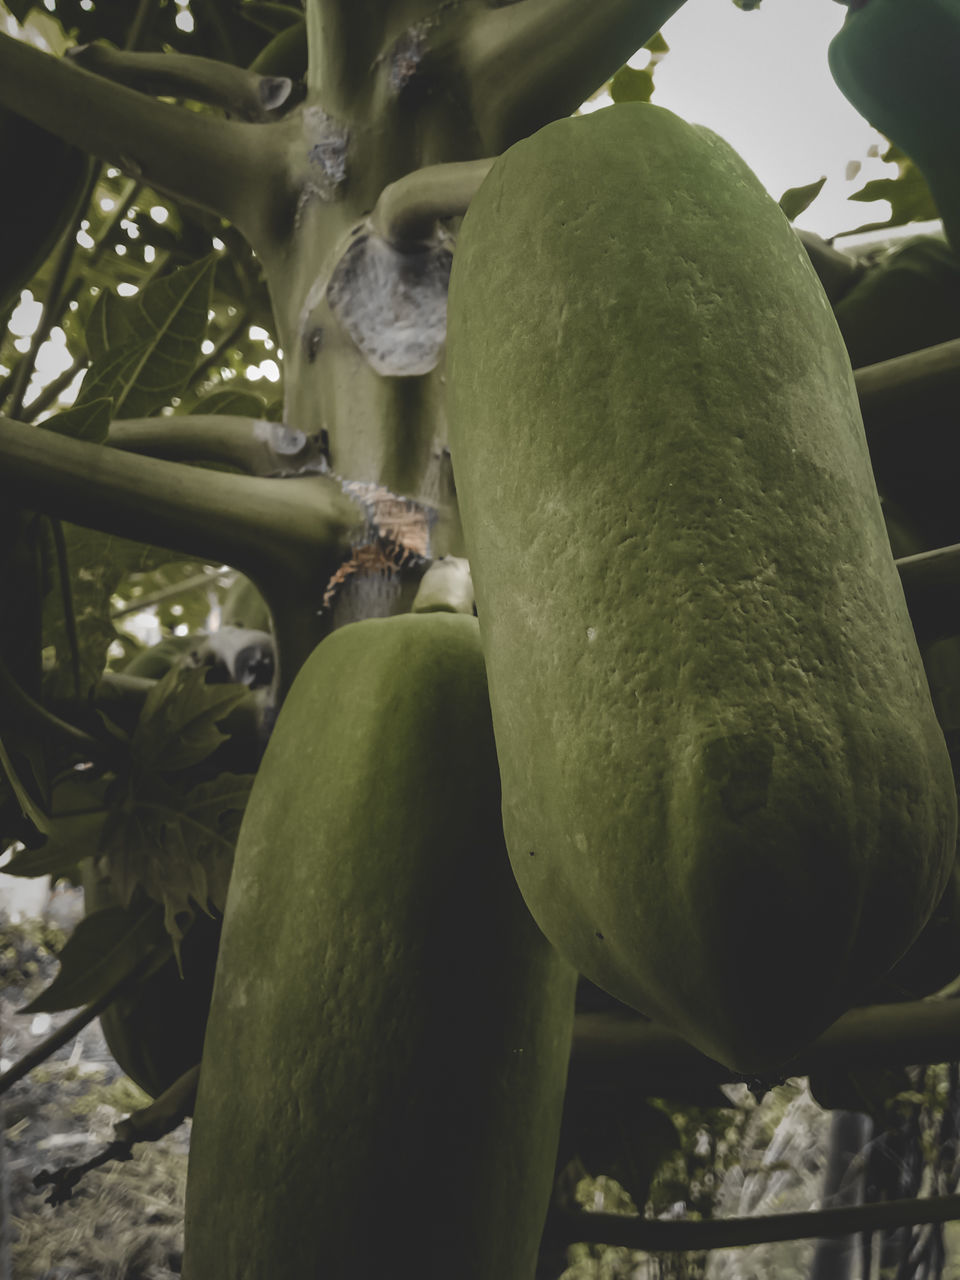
[66,44,293,122]
[0,33,292,252]
[108,415,326,476]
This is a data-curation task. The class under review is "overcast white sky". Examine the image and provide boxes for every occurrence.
[608,0,937,244]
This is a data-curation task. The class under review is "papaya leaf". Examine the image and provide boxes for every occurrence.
[133,665,252,774]
[644,32,669,54]
[84,286,138,367]
[77,255,217,419]
[187,386,268,417]
[100,769,253,949]
[115,560,219,643]
[2,810,105,880]
[779,177,827,222]
[21,900,170,1014]
[42,525,186,701]
[610,65,655,104]
[40,397,113,445]
[837,154,942,239]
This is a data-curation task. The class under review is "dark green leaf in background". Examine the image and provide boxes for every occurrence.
[42,526,189,701]
[101,768,253,948]
[41,396,113,444]
[188,386,268,418]
[837,150,942,239]
[21,899,169,1013]
[77,255,217,418]
[2,810,104,880]
[132,665,252,774]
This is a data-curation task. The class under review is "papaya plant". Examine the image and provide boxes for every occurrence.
[4,0,960,1276]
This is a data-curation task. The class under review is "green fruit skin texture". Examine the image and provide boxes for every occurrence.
[445,103,958,1074]
[183,613,576,1280]
[828,0,960,253]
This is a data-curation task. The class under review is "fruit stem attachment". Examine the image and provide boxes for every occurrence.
[370,160,494,247]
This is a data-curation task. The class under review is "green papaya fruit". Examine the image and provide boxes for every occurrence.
[833,235,960,370]
[81,865,222,1099]
[183,612,576,1280]
[445,102,957,1075]
[828,0,960,253]
[0,107,89,314]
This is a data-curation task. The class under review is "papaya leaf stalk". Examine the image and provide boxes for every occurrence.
[107,415,325,476]
[0,417,362,684]
[0,32,291,253]
[65,43,294,122]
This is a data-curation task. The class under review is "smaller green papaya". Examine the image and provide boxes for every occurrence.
[81,865,221,1099]
[184,613,576,1280]
[828,0,960,253]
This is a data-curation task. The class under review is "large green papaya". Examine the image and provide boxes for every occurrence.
[445,103,957,1075]
[183,612,576,1279]
[828,0,960,254]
